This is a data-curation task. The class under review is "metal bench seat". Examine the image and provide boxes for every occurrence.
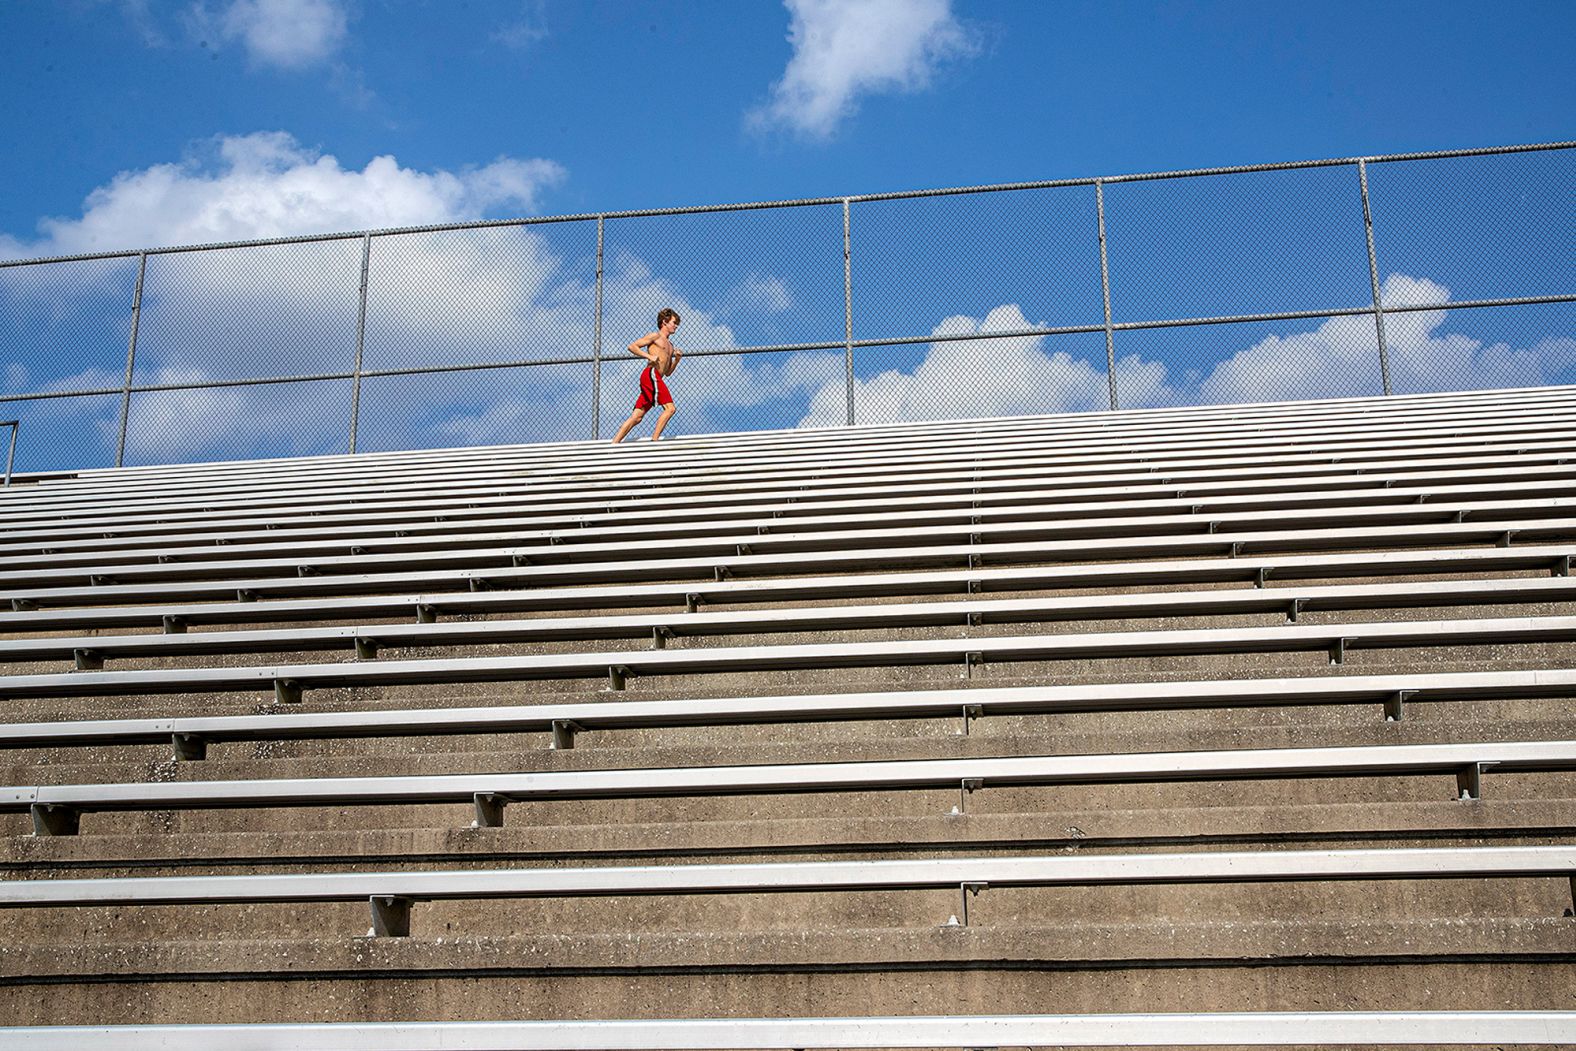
[6,493,1573,590]
[10,471,1576,576]
[1,845,1571,938]
[7,517,1573,611]
[10,739,1575,836]
[5,614,1576,702]
[7,453,1574,559]
[12,422,1576,529]
[6,542,1572,630]
[6,575,1576,671]
[7,1011,1576,1050]
[7,460,1576,564]
[3,667,1571,758]
[14,388,1572,511]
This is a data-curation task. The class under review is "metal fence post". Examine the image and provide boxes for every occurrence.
[1,419,17,486]
[348,233,372,454]
[843,198,855,426]
[115,251,147,467]
[1095,181,1119,411]
[1358,159,1394,396]
[593,216,605,440]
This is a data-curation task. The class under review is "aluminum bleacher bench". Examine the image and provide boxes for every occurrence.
[8,419,1576,534]
[2,668,1572,760]
[5,545,1572,635]
[5,1011,1576,1049]
[1,845,1571,937]
[14,470,1576,572]
[9,739,1575,836]
[6,575,1576,671]
[7,518,1576,610]
[4,614,1576,702]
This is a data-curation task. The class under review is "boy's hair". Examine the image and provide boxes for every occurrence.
[657,308,681,327]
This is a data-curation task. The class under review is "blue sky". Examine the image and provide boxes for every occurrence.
[0,0,1571,469]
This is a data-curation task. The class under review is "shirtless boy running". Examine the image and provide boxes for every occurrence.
[611,308,682,443]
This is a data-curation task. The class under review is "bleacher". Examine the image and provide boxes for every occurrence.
[1,385,1574,1049]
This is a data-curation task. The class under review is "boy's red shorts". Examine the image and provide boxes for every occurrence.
[635,366,672,410]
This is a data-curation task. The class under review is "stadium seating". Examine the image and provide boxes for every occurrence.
[1,385,1574,1047]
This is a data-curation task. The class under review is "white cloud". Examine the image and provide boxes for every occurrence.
[797,283,1576,427]
[752,0,977,137]
[203,0,350,70]
[1,131,565,257]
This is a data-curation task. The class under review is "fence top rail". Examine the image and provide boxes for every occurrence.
[1,140,1570,268]
[5,1012,1576,1051]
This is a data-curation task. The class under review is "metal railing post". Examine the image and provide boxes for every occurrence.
[1,419,17,486]
[115,252,147,467]
[593,216,605,440]
[348,233,372,454]
[1358,159,1394,395]
[1095,181,1119,411]
[843,198,855,426]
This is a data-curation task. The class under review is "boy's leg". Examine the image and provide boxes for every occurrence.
[611,409,646,443]
[649,401,676,441]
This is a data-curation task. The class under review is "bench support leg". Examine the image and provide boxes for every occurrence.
[31,804,80,836]
[172,733,208,761]
[370,895,412,937]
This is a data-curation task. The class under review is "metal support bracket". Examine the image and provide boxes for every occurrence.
[963,651,983,680]
[355,637,379,661]
[1499,530,1517,548]
[1254,567,1268,588]
[714,566,731,582]
[966,579,982,595]
[961,704,983,736]
[959,881,988,926]
[1456,763,1486,801]
[369,895,412,938]
[416,604,439,624]
[652,626,673,650]
[472,792,508,828]
[274,678,303,704]
[73,648,104,672]
[1384,689,1415,723]
[162,615,188,634]
[736,543,752,557]
[469,578,490,592]
[1288,599,1304,623]
[172,732,208,761]
[511,553,532,567]
[966,611,983,627]
[550,719,584,750]
[958,777,984,814]
[236,589,259,603]
[1329,638,1349,665]
[31,803,80,837]
[10,598,38,612]
[296,565,320,578]
[89,574,117,586]
[608,665,630,691]
[684,593,702,613]
[1554,556,1572,578]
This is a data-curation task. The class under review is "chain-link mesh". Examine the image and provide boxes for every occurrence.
[850,332,1112,426]
[853,185,1101,340]
[0,393,121,473]
[1113,316,1387,410]
[1365,150,1573,304]
[1382,300,1576,397]
[122,378,355,466]
[1,144,1570,468]
[352,363,595,452]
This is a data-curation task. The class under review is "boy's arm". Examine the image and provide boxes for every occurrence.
[628,331,659,361]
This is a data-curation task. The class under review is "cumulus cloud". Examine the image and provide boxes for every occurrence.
[752,0,977,137]
[798,281,1576,427]
[199,0,350,70]
[0,131,563,258]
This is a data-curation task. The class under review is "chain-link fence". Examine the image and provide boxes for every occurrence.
[1,141,1571,473]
